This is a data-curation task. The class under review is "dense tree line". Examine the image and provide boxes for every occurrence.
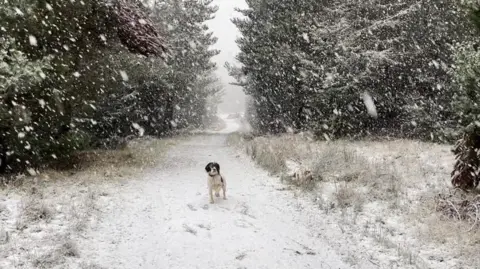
[231,0,475,142]
[0,0,221,173]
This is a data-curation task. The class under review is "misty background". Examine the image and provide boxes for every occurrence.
[207,0,247,114]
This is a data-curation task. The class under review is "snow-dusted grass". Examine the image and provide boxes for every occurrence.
[0,136,181,269]
[227,132,480,268]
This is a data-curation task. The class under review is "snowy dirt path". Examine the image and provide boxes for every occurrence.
[74,121,352,269]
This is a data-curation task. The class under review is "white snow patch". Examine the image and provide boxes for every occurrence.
[72,135,352,269]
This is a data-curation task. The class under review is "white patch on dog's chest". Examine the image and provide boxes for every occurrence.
[209,175,223,186]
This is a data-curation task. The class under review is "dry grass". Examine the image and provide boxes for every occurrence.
[54,137,176,171]
[227,131,480,267]
[24,136,181,187]
[0,135,182,268]
[0,136,180,190]
[68,188,98,232]
[229,133,314,174]
[31,237,79,269]
[335,182,360,208]
[1,183,101,268]
[229,132,402,206]
[20,196,54,223]
[412,200,480,266]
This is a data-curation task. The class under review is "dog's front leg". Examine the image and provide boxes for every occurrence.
[222,182,227,200]
[208,181,214,204]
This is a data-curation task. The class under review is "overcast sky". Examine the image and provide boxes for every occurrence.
[206,0,248,114]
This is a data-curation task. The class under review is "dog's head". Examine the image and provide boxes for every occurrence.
[205,162,220,176]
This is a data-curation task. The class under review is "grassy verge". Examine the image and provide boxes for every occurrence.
[227,132,480,268]
[0,135,182,269]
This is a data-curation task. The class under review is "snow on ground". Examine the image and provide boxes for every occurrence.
[1,116,467,269]
[72,134,353,269]
[215,114,240,134]
[227,132,480,268]
[65,116,354,268]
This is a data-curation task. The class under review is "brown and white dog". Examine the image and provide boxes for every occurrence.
[205,162,227,204]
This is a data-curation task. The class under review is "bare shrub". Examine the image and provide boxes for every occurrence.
[59,239,80,257]
[21,197,54,223]
[334,182,366,209]
[435,194,480,231]
[335,182,360,208]
[281,167,319,191]
[415,204,480,264]
[31,238,79,268]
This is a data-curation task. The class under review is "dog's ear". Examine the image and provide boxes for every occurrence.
[205,163,212,172]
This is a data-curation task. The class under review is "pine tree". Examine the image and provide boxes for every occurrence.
[451,4,480,190]
[152,0,220,130]
[233,0,471,140]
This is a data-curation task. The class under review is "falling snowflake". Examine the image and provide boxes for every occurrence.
[38,99,46,108]
[361,91,378,118]
[14,7,24,16]
[302,33,310,43]
[28,35,38,46]
[73,72,80,77]
[46,3,53,11]
[119,70,129,81]
[132,123,145,136]
[18,132,26,138]
[26,168,37,176]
